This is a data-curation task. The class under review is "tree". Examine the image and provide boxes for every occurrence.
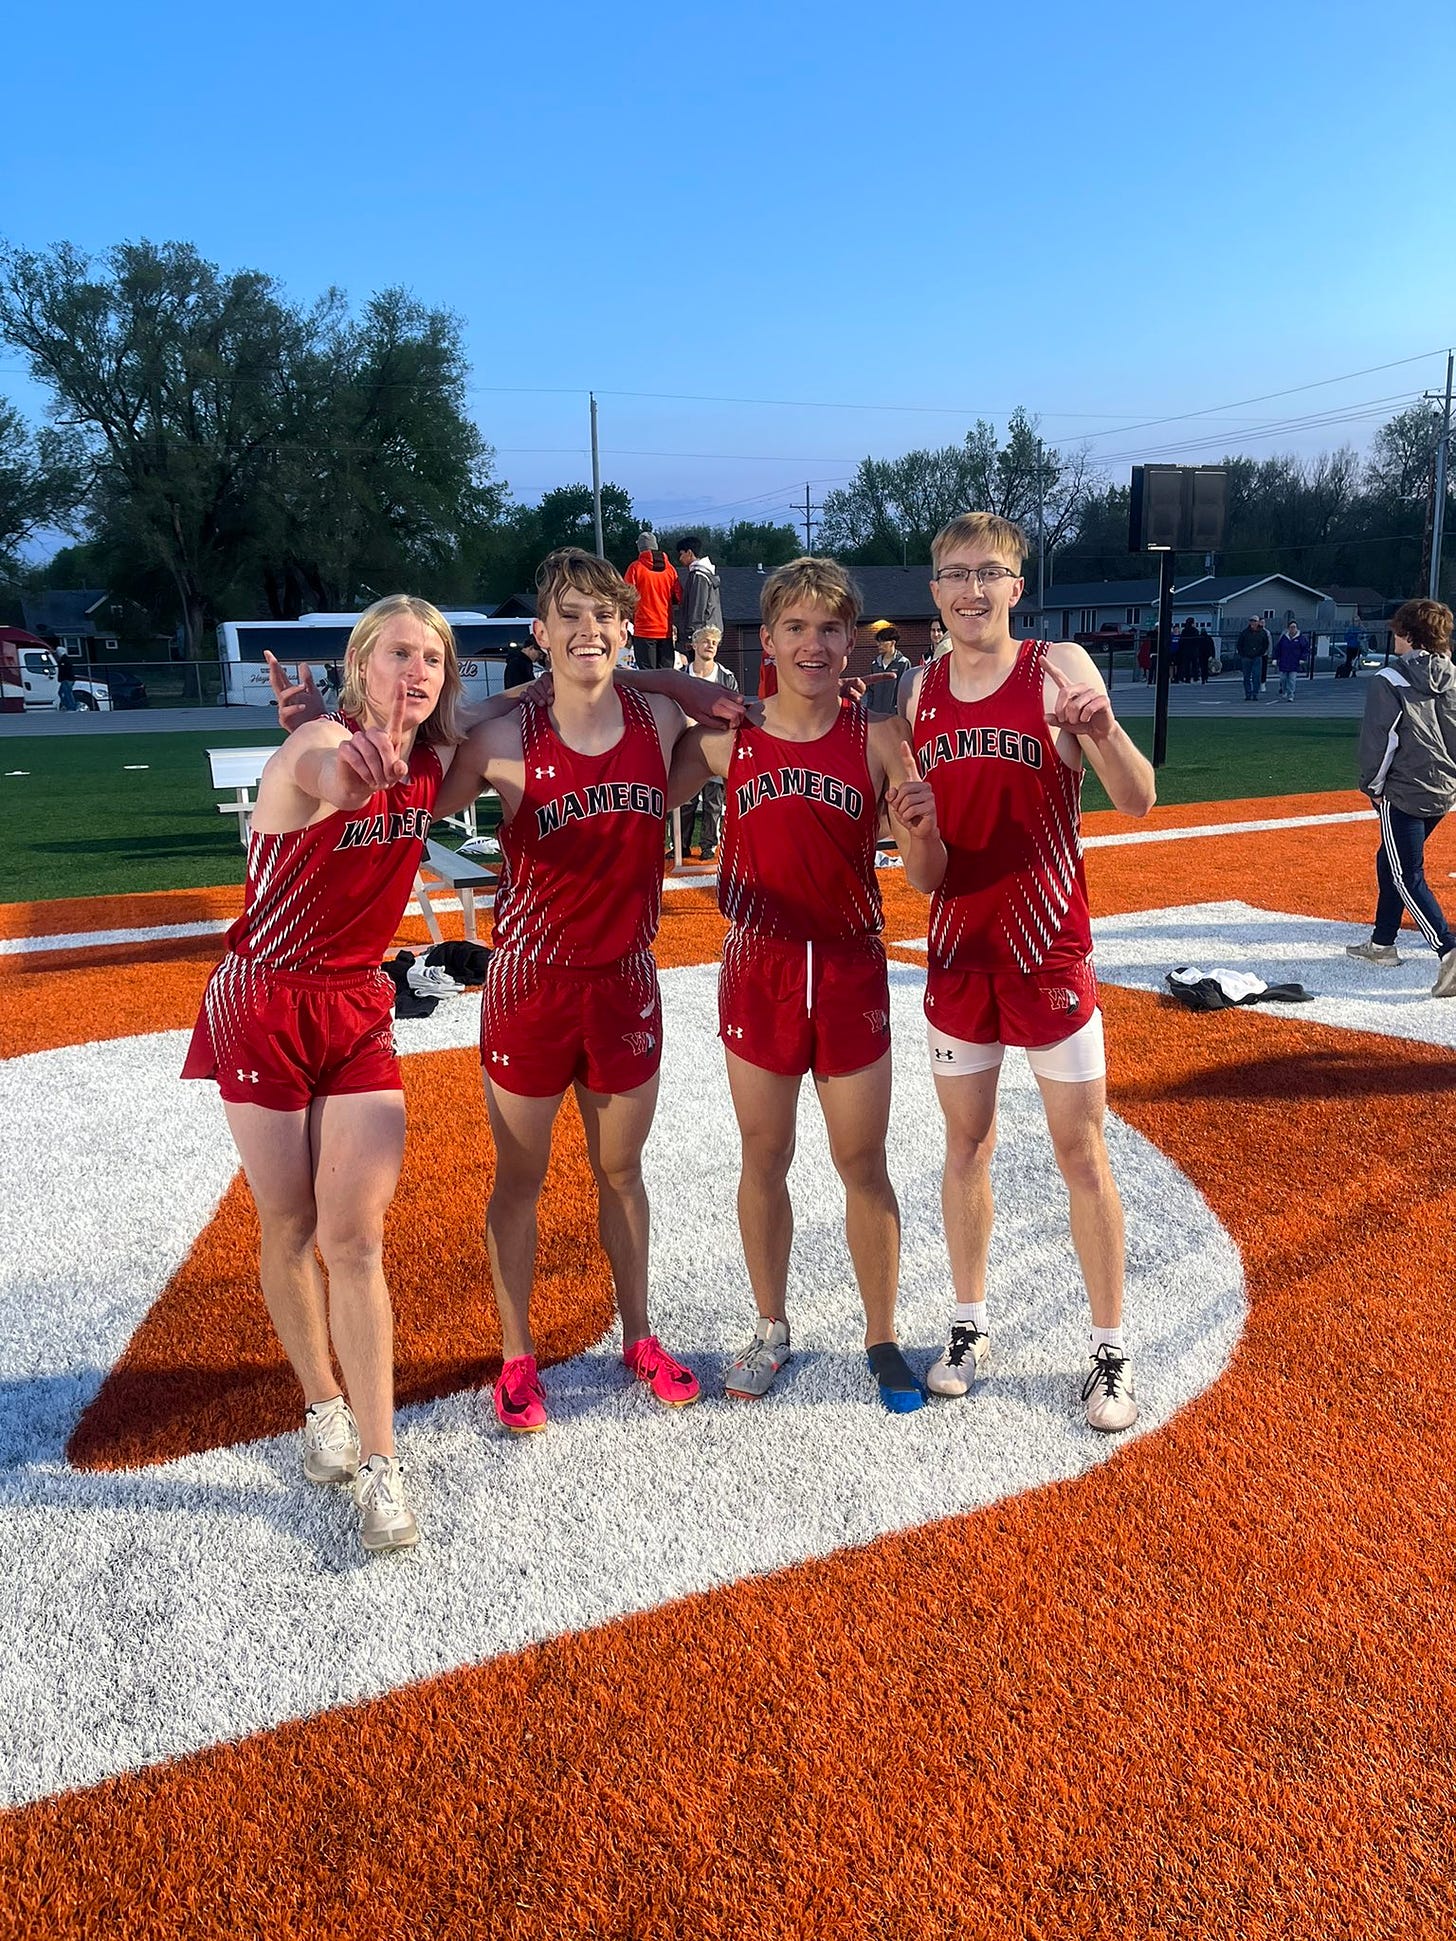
[658,520,802,569]
[258,288,504,617]
[0,239,314,654]
[0,396,85,581]
[819,409,1094,567]
[469,483,638,605]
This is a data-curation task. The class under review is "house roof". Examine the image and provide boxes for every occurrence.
[1324,585,1389,611]
[1173,572,1329,605]
[20,589,111,637]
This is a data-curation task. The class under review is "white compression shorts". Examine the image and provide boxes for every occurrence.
[927,1007,1107,1084]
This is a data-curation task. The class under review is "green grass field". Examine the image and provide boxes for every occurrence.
[0,716,1362,904]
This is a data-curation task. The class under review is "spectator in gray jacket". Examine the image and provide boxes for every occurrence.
[675,536,722,658]
[1347,596,1456,995]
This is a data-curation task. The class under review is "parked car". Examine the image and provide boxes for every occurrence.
[101,669,149,709]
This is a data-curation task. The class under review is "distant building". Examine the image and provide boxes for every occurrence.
[20,589,119,663]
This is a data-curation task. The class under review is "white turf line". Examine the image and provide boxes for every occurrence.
[0,940,1252,1808]
[0,810,1375,958]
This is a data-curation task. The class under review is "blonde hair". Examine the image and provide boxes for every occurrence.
[692,625,723,648]
[338,595,463,745]
[931,511,1028,572]
[761,556,862,632]
[534,547,638,622]
[1390,597,1453,657]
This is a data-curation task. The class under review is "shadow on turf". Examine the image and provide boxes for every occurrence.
[1133,1036,1456,1103]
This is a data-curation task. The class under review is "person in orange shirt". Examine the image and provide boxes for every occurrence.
[624,532,681,668]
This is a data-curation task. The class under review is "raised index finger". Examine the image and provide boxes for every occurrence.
[264,651,294,696]
[388,677,410,748]
[1044,661,1072,692]
[899,740,921,784]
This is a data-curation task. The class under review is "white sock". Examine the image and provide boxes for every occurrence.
[1091,1325,1125,1353]
[954,1302,989,1332]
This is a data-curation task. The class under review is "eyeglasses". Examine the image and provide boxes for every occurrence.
[933,565,1021,588]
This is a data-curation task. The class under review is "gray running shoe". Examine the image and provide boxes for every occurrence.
[1432,947,1456,998]
[926,1322,990,1397]
[724,1317,791,1399]
[1345,940,1402,965]
[1082,1345,1138,1433]
[352,1454,419,1554]
[301,1395,361,1485]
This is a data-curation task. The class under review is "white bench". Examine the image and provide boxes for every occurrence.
[413,839,498,945]
[206,745,282,844]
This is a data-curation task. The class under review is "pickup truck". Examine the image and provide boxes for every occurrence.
[0,629,113,711]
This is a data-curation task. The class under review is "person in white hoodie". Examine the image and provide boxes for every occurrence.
[1348,596,1456,996]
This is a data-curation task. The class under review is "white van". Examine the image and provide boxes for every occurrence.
[0,630,113,711]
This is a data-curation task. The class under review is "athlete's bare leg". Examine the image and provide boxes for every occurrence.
[932,1067,1001,1304]
[482,1078,564,1362]
[575,1074,660,1346]
[1034,1072,1124,1329]
[813,1051,900,1346]
[308,1089,407,1460]
[224,1100,335,1406]
[724,1051,801,1324]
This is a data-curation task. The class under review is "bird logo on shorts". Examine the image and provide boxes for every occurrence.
[863,1009,889,1035]
[621,1032,655,1056]
[1043,987,1080,1014]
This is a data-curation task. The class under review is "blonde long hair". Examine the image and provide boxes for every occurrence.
[337,595,464,744]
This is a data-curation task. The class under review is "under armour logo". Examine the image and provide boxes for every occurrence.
[490,1050,511,1066]
[236,1068,259,1083]
[534,765,556,780]
[921,707,937,720]
[735,745,755,761]
[934,1048,955,1062]
[725,1025,745,1039]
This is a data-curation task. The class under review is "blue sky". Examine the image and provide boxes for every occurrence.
[4,0,1455,536]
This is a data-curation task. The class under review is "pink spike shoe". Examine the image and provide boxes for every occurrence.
[623,1334,700,1407]
[493,1354,547,1434]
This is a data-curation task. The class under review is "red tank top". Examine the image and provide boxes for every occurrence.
[913,642,1091,973]
[718,701,881,942]
[224,719,442,971]
[492,687,667,969]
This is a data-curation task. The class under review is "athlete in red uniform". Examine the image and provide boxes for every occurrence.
[430,549,742,1434]
[184,596,470,1554]
[668,556,944,1410]
[904,512,1156,1432]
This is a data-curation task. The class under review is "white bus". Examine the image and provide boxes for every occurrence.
[216,611,531,708]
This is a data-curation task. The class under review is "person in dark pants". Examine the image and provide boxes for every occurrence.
[624,533,681,669]
[1235,616,1270,701]
[55,651,78,710]
[1198,626,1216,683]
[1175,619,1200,684]
[1348,597,1456,996]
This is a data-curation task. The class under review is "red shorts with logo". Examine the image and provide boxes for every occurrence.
[181,957,400,1111]
[719,930,890,1078]
[481,949,662,1097]
[925,951,1099,1049]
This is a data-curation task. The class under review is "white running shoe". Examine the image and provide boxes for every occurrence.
[1082,1345,1138,1433]
[926,1322,990,1398]
[724,1317,791,1399]
[353,1454,419,1553]
[406,962,465,998]
[1345,940,1402,966]
[301,1395,360,1485]
[1432,947,1456,998]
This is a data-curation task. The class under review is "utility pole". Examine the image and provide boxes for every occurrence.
[1036,437,1046,620]
[590,392,604,558]
[1427,350,1453,600]
[794,482,823,552]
